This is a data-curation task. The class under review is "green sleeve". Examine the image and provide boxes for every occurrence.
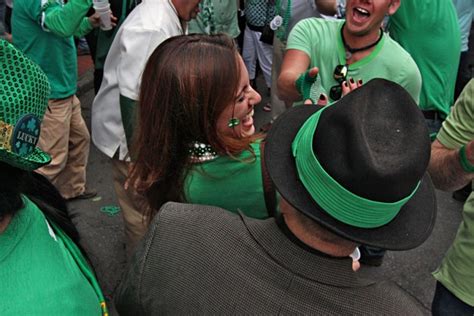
[43,0,92,37]
[286,18,315,57]
[400,54,422,105]
[120,94,137,151]
[73,17,93,37]
[437,79,474,149]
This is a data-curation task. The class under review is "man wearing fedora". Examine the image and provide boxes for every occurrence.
[114,79,436,314]
[429,79,474,315]
[277,0,421,105]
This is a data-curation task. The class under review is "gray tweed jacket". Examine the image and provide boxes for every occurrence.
[115,202,424,315]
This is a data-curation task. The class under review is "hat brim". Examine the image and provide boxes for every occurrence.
[0,147,51,171]
[265,105,437,250]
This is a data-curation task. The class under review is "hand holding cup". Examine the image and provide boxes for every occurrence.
[92,0,113,31]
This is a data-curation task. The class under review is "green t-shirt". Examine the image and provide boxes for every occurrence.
[388,0,461,117]
[287,18,422,104]
[12,0,93,99]
[188,0,240,38]
[433,79,474,307]
[0,196,106,315]
[185,142,268,219]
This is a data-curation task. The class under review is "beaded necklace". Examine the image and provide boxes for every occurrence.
[198,0,216,34]
[340,23,383,60]
[188,141,219,163]
[273,0,292,41]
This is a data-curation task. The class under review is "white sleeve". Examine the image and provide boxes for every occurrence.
[117,27,168,100]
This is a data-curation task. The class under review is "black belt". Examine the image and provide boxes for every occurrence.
[246,23,264,33]
[422,110,442,120]
[50,94,74,101]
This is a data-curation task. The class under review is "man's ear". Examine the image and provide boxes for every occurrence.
[387,0,401,16]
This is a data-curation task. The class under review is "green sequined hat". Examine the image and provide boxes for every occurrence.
[0,40,51,171]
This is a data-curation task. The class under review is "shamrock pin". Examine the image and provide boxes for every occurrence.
[19,143,30,156]
[100,205,121,216]
[27,118,37,132]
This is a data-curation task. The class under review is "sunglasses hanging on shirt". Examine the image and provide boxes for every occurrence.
[329,64,349,101]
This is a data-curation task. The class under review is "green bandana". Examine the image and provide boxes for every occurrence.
[291,107,420,228]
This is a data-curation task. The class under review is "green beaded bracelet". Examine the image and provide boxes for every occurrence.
[459,145,474,173]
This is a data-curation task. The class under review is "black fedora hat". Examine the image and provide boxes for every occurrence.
[265,79,436,250]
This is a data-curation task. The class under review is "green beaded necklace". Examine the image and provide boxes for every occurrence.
[275,0,292,42]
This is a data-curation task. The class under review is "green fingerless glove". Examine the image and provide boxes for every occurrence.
[295,70,317,104]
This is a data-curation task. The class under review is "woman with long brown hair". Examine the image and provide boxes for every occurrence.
[129,34,268,234]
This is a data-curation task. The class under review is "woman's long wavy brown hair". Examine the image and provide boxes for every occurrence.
[130,34,259,219]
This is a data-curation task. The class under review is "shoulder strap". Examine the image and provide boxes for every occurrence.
[260,140,277,217]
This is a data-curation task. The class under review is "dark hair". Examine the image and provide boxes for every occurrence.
[0,162,27,220]
[130,34,260,219]
[0,162,80,243]
[24,172,80,242]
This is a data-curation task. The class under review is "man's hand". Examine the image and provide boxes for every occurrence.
[89,11,118,29]
[88,12,102,28]
[2,32,12,43]
[296,67,319,104]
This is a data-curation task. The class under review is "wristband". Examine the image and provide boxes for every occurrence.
[459,145,474,173]
[295,70,317,104]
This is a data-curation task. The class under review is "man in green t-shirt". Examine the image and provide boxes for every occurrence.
[278,0,421,105]
[277,0,421,266]
[429,79,474,314]
[13,0,100,200]
[388,0,461,139]
[270,0,337,119]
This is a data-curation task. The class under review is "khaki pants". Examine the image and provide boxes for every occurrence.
[111,158,149,258]
[37,95,90,199]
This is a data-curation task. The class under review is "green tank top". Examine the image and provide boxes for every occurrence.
[185,142,269,219]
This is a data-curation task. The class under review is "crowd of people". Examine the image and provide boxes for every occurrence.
[1,0,473,315]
